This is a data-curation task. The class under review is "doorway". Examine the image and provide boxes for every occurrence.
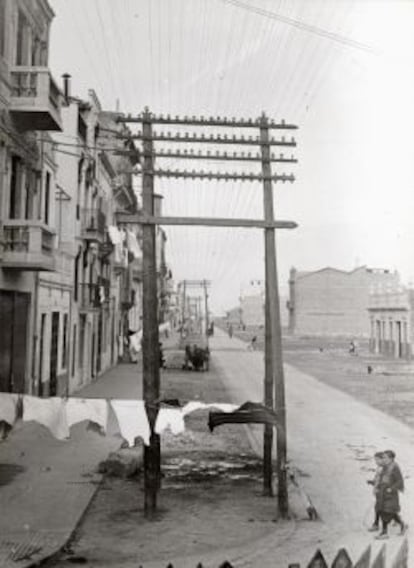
[0,291,30,393]
[49,311,59,395]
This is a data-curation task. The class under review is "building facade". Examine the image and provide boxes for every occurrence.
[240,280,265,327]
[288,266,400,337]
[0,0,63,394]
[368,285,414,360]
[50,90,140,393]
[0,0,172,395]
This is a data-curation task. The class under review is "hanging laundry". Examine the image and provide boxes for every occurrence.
[23,396,70,440]
[155,408,185,435]
[126,230,142,259]
[208,402,278,432]
[182,401,238,416]
[0,392,19,426]
[110,400,150,447]
[159,322,171,335]
[108,225,123,245]
[65,398,108,433]
[129,331,141,353]
[114,244,128,267]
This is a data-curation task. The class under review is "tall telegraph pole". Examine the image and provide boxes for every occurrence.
[141,109,161,515]
[117,111,297,512]
[260,113,288,517]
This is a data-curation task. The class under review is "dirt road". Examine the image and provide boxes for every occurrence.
[211,329,414,564]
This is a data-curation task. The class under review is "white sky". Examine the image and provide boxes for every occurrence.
[49,0,414,313]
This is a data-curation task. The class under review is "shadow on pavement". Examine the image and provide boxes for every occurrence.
[0,463,25,486]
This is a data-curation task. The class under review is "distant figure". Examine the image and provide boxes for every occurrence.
[247,336,257,351]
[183,344,193,370]
[367,365,373,375]
[228,324,233,339]
[207,322,215,337]
[349,340,356,355]
[159,342,166,369]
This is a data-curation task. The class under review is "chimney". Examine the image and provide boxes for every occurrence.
[62,73,71,103]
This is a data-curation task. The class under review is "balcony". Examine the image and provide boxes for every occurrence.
[9,66,63,131]
[79,279,110,311]
[1,220,56,271]
[81,208,106,242]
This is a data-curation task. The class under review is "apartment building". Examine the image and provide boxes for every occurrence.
[287,266,400,337]
[50,90,140,392]
[0,0,63,394]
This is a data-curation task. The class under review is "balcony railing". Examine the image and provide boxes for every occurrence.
[9,66,62,131]
[1,220,56,271]
[80,208,106,241]
[79,279,110,310]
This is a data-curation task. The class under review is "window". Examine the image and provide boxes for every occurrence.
[0,0,6,57]
[44,171,51,225]
[9,156,22,219]
[62,313,68,368]
[74,251,80,302]
[71,324,77,377]
[16,10,28,66]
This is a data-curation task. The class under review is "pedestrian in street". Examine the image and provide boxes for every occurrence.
[159,342,166,369]
[228,324,233,339]
[367,451,385,532]
[247,336,257,351]
[375,450,407,539]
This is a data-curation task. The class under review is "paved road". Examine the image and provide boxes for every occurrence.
[210,329,414,565]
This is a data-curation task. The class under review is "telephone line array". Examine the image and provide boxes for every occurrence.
[118,114,297,129]
[152,150,297,163]
[151,169,294,183]
[127,133,296,146]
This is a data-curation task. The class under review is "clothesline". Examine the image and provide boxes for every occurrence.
[0,393,239,447]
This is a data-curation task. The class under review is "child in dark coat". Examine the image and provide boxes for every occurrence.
[375,450,407,539]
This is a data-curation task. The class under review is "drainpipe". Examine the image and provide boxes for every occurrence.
[62,73,71,105]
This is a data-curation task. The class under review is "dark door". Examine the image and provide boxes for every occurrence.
[38,313,46,396]
[49,312,59,395]
[0,291,29,393]
[97,311,103,373]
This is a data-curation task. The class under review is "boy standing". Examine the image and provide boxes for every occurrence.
[367,451,384,532]
[375,450,407,539]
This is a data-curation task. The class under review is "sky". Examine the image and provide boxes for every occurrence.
[49,0,414,314]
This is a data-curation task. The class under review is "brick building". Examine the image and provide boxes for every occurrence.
[287,266,400,337]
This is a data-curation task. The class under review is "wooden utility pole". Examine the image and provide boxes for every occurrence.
[141,109,161,515]
[203,279,210,336]
[260,113,288,517]
[181,281,187,327]
[117,110,297,511]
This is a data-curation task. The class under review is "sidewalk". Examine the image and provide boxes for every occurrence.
[0,363,142,568]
